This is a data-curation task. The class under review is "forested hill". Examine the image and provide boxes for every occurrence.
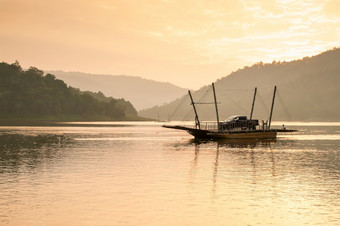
[0,62,141,123]
[139,47,340,122]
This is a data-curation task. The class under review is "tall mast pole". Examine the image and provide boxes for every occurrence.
[212,83,220,132]
[268,86,277,129]
[188,90,200,129]
[250,87,257,120]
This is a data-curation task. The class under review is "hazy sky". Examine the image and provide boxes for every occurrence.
[1,0,340,89]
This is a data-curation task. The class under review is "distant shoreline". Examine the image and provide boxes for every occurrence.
[0,114,151,126]
[0,117,339,127]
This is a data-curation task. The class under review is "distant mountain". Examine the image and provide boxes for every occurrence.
[139,47,340,122]
[47,71,188,111]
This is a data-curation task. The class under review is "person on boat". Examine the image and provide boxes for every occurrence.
[281,124,286,130]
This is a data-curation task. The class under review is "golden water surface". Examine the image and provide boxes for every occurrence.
[0,122,339,225]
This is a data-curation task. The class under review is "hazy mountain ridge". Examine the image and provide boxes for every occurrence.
[47,71,188,111]
[139,47,340,122]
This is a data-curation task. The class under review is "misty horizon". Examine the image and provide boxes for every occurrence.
[7,46,340,91]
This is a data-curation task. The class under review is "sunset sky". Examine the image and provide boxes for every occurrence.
[1,0,340,89]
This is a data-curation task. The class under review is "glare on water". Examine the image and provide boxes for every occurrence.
[0,122,339,225]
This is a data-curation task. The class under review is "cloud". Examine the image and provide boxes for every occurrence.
[1,0,340,89]
[323,0,340,17]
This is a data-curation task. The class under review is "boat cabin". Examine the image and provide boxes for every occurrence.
[221,115,259,131]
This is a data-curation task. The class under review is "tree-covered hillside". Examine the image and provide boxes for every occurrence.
[140,47,340,122]
[0,62,140,123]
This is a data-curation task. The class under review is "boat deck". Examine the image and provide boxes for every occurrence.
[162,125,297,139]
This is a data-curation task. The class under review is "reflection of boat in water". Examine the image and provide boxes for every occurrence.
[163,83,297,139]
[190,138,277,149]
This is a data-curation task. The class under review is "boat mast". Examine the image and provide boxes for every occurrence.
[268,86,277,129]
[212,83,220,132]
[188,90,201,129]
[250,87,257,120]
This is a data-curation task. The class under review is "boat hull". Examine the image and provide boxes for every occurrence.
[205,131,277,139]
[162,125,295,140]
[186,127,278,139]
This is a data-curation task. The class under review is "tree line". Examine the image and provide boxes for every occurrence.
[0,61,138,120]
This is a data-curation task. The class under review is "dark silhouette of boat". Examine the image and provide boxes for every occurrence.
[163,83,297,139]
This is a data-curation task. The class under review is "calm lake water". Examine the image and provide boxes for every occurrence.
[0,122,339,225]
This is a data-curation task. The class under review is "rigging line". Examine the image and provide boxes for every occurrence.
[182,108,194,121]
[257,91,270,116]
[169,94,188,121]
[181,86,212,121]
[194,102,221,104]
[276,91,293,121]
[197,86,212,103]
[226,98,248,113]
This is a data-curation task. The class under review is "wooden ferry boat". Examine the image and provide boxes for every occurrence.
[163,83,297,139]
